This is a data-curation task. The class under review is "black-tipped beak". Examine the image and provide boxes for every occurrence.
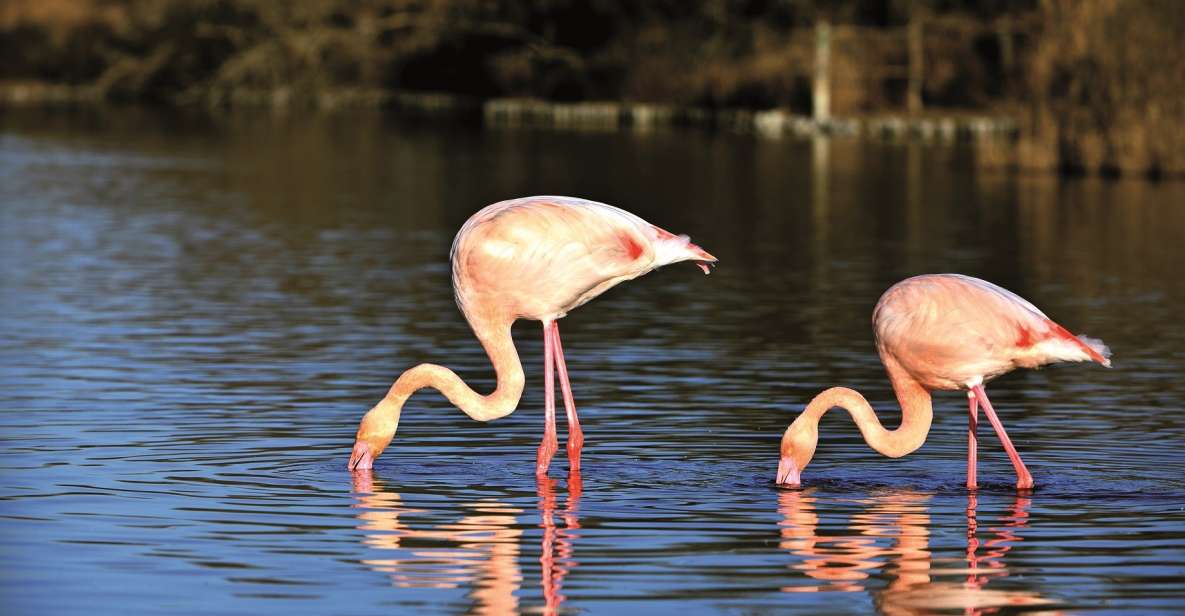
[348,441,374,471]
[776,455,802,486]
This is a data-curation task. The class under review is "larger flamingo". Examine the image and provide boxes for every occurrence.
[349,196,716,473]
[777,274,1111,489]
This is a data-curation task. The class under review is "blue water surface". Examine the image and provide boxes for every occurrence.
[1,109,1183,615]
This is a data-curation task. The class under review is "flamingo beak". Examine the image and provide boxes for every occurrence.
[776,455,802,486]
[348,441,374,471]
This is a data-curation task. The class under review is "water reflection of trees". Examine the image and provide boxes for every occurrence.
[778,489,1058,615]
[350,471,580,615]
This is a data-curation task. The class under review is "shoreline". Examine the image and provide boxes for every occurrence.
[10,81,1166,178]
[0,81,1016,143]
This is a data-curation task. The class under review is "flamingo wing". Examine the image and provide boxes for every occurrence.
[451,197,708,322]
[943,275,1111,368]
[874,274,1109,390]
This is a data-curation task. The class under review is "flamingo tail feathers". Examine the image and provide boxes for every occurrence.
[1074,333,1112,367]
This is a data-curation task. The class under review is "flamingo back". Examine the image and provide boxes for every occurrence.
[451,196,710,323]
[873,274,1111,391]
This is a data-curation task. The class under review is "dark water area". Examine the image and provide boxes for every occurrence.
[1,107,1184,615]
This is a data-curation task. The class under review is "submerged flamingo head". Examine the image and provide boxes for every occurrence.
[348,440,375,471]
[776,454,802,486]
[777,415,820,487]
[348,398,401,471]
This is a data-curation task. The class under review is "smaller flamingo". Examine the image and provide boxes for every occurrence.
[777,274,1111,490]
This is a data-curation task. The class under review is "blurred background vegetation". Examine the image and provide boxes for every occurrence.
[2,0,1182,176]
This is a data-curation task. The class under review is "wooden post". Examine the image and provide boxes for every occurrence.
[907,11,923,114]
[997,17,1014,96]
[813,19,831,123]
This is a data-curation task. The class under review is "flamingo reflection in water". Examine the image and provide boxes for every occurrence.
[778,490,1060,614]
[351,471,581,615]
[538,473,582,612]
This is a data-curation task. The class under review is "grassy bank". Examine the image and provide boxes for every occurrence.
[2,1,1181,176]
[1014,0,1184,177]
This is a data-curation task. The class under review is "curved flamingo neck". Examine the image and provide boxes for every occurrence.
[357,315,525,448]
[390,316,524,417]
[783,356,933,471]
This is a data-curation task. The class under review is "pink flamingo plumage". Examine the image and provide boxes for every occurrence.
[348,196,717,473]
[777,274,1111,490]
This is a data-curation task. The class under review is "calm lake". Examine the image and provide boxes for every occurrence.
[1,107,1183,615]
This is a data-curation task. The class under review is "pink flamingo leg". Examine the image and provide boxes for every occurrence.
[550,322,584,472]
[537,322,559,476]
[971,385,1034,489]
[967,391,979,490]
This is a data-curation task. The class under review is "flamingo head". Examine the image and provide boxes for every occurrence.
[776,415,819,487]
[776,455,801,486]
[348,398,401,471]
[348,440,376,471]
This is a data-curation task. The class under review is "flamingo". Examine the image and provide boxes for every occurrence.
[776,274,1111,490]
[348,196,717,473]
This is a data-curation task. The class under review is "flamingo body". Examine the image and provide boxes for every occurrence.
[453,196,711,323]
[874,274,1110,391]
[778,274,1111,490]
[349,196,716,472]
